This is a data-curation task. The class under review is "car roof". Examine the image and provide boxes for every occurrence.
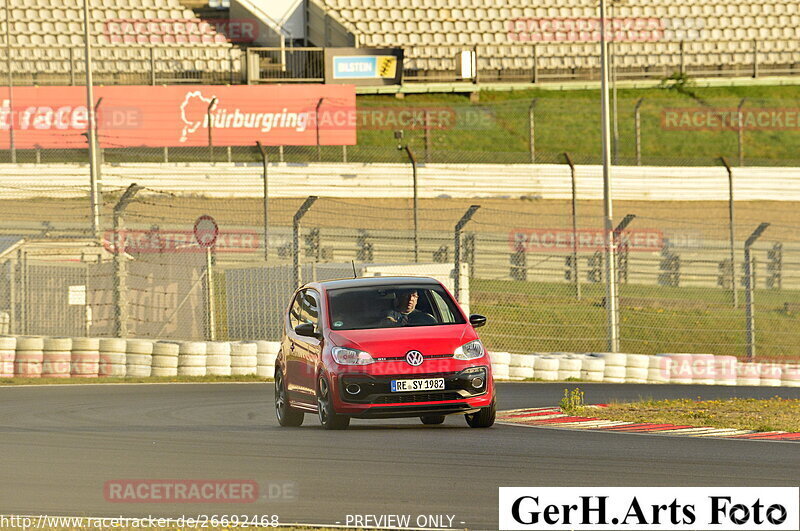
[310,276,442,291]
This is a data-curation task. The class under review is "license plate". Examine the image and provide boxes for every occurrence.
[391,378,445,392]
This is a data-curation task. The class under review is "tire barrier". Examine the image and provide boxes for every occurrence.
[42,337,72,378]
[151,341,180,377]
[15,336,44,378]
[230,341,257,376]
[206,341,232,377]
[0,336,15,377]
[255,341,279,379]
[126,339,153,378]
[178,341,206,377]
[99,338,127,377]
[2,335,800,388]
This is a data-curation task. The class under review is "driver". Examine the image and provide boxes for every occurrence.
[382,288,436,327]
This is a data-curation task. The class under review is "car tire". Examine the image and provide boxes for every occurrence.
[275,367,304,427]
[317,375,350,430]
[465,399,496,428]
[420,415,446,425]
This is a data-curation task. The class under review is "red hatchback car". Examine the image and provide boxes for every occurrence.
[274,276,495,430]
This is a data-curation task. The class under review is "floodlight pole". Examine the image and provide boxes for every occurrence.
[112,183,143,338]
[634,98,645,166]
[293,196,318,288]
[454,205,480,304]
[564,152,580,300]
[528,99,537,163]
[600,0,619,353]
[83,0,100,237]
[721,156,738,308]
[744,222,769,361]
[316,97,324,161]
[256,141,269,262]
[737,98,746,167]
[207,96,217,163]
[398,143,419,263]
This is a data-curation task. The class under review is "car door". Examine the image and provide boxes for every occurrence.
[288,288,322,405]
[285,291,306,401]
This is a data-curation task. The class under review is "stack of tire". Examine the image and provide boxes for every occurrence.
[760,364,783,387]
[489,351,510,380]
[659,353,694,384]
[256,341,280,379]
[71,337,99,378]
[14,336,44,378]
[99,338,127,377]
[782,364,800,387]
[714,356,738,386]
[42,337,72,378]
[737,362,761,386]
[508,353,535,379]
[0,336,15,378]
[624,354,649,383]
[533,355,559,381]
[231,342,257,376]
[151,341,180,377]
[206,341,232,376]
[178,341,206,377]
[648,355,672,384]
[126,339,153,377]
[580,355,605,382]
[557,354,582,381]
[597,352,626,383]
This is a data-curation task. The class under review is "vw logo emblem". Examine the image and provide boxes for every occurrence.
[405,350,424,366]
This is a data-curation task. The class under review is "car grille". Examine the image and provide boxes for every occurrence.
[373,392,462,404]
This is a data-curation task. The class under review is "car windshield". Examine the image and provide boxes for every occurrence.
[327,284,466,331]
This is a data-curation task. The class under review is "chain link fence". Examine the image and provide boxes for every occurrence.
[0,185,798,362]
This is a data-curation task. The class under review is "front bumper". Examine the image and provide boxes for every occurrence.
[331,366,493,418]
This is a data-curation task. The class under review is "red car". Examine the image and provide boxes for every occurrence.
[274,276,495,430]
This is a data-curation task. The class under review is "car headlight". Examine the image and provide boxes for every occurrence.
[453,340,485,360]
[331,347,376,365]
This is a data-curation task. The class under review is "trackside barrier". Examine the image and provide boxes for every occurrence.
[1,335,798,387]
[491,351,800,387]
[0,336,280,381]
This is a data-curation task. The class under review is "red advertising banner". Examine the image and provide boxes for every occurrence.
[0,85,356,148]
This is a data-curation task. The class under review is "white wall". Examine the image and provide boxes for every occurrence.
[1,162,799,201]
[253,0,304,38]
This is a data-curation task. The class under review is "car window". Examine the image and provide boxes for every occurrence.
[299,290,320,329]
[327,284,465,331]
[289,292,304,330]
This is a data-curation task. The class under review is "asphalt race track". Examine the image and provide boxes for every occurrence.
[0,382,798,530]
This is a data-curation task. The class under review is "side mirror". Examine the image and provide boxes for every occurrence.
[295,323,320,339]
[469,314,487,328]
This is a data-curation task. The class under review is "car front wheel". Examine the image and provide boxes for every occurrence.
[465,399,495,428]
[275,367,304,427]
[317,375,350,430]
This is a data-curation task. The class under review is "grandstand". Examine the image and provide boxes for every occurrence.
[308,0,800,81]
[1,0,243,84]
[1,0,800,85]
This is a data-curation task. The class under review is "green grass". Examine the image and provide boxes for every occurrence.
[472,278,800,359]
[573,397,800,433]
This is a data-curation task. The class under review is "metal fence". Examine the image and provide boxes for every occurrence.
[1,185,799,362]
